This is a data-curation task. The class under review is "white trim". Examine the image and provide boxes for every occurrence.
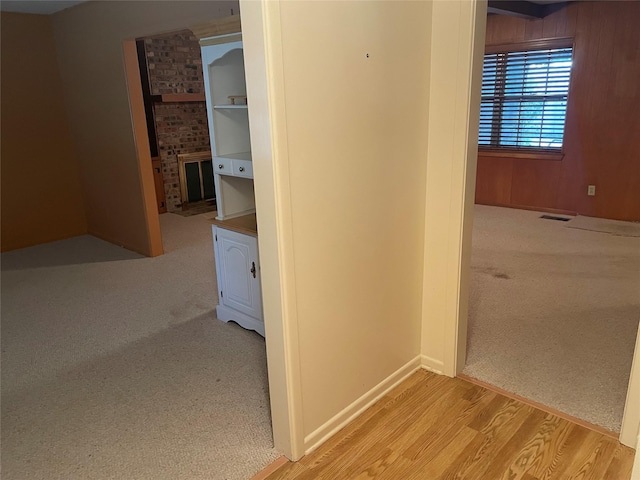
[303,356,422,455]
[261,0,306,460]
[216,304,265,337]
[421,355,445,375]
[621,327,640,448]
[450,0,486,376]
[632,434,640,480]
[420,0,487,378]
[199,33,242,47]
[443,0,486,378]
[240,0,305,460]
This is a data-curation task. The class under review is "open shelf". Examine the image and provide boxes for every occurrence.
[213,151,252,162]
[213,104,248,110]
[209,213,257,237]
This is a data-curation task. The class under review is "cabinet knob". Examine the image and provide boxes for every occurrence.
[218,164,224,169]
[250,261,256,278]
[239,166,245,172]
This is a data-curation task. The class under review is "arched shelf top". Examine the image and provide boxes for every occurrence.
[207,46,247,108]
[210,47,244,68]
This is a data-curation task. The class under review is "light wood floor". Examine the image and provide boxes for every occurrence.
[266,370,635,480]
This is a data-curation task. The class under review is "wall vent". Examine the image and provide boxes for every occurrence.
[540,215,571,222]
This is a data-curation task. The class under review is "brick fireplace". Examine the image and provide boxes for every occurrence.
[143,31,211,212]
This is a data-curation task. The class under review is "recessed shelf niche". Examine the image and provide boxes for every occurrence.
[208,48,250,157]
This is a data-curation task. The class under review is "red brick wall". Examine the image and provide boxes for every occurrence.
[145,30,210,212]
[153,103,210,210]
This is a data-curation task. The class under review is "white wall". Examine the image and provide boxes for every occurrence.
[243,0,433,455]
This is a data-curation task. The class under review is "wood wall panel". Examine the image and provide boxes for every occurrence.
[510,159,562,210]
[475,156,513,205]
[476,2,640,221]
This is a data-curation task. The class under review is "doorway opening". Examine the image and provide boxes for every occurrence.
[461,1,640,439]
[134,30,216,218]
[123,19,278,476]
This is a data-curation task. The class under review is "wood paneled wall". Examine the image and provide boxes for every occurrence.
[1,13,87,251]
[476,2,640,221]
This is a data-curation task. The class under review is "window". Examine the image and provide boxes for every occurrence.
[479,42,573,151]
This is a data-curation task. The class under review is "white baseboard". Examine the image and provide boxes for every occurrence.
[420,355,445,375]
[632,434,640,480]
[303,355,422,455]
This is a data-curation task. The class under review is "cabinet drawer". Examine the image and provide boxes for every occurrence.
[213,157,232,174]
[232,159,253,178]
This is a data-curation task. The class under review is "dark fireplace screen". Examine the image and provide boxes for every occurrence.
[178,152,215,205]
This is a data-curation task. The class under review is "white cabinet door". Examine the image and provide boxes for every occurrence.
[214,227,262,321]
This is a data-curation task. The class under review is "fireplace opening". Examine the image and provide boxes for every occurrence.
[178,151,216,208]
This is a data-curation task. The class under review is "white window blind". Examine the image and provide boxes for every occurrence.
[479,46,573,150]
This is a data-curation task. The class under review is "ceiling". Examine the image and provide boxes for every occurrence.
[0,0,573,16]
[487,0,573,19]
[0,1,88,15]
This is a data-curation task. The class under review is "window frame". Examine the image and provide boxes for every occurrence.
[479,37,575,159]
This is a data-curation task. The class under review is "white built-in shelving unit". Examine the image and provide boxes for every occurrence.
[202,36,264,336]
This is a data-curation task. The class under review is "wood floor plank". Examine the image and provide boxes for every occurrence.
[563,435,618,480]
[498,414,564,480]
[382,377,464,442]
[369,455,414,480]
[385,369,434,400]
[459,374,619,439]
[398,388,497,472]
[438,428,491,480]
[302,373,449,478]
[524,415,575,478]
[350,449,400,480]
[475,398,532,437]
[443,399,538,480]
[298,392,395,469]
[297,409,392,479]
[476,406,548,479]
[547,429,605,480]
[466,394,510,431]
[382,376,470,436]
[265,373,635,480]
[603,444,635,480]
[400,398,481,466]
[320,447,398,480]
[391,387,491,458]
[265,460,310,480]
[406,426,481,479]
[298,372,434,471]
[536,424,593,480]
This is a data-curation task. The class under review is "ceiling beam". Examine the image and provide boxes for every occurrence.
[487,1,569,20]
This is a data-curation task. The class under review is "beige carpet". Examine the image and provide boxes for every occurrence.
[464,205,640,432]
[567,214,640,237]
[1,213,279,479]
